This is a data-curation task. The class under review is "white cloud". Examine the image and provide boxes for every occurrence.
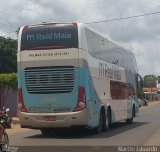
[0,0,160,76]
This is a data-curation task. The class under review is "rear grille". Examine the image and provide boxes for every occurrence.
[24,66,74,94]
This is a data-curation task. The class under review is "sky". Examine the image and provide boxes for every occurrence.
[0,0,160,77]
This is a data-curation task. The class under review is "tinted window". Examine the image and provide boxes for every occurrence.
[110,81,135,100]
[85,28,137,72]
[110,81,128,100]
[21,24,78,51]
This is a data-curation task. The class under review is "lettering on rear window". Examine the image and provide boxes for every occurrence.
[21,24,78,51]
[27,33,72,41]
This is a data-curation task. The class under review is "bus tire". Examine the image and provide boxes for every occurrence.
[102,108,110,132]
[106,108,111,129]
[94,112,103,133]
[126,105,135,124]
[126,117,133,124]
[41,129,52,136]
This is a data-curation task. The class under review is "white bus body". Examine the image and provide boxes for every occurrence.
[17,23,140,134]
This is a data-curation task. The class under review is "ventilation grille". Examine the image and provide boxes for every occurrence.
[24,66,74,94]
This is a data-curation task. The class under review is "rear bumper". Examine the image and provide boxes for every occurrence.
[19,108,88,129]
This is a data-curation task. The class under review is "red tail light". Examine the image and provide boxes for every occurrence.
[73,86,86,112]
[17,88,27,112]
[72,22,77,27]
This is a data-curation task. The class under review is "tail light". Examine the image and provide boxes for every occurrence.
[17,88,27,112]
[72,22,77,27]
[73,86,86,112]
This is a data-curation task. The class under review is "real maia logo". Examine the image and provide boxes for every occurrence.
[99,61,121,80]
[26,32,72,41]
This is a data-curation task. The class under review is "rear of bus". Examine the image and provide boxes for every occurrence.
[17,23,88,129]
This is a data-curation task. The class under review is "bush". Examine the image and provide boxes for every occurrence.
[0,73,17,108]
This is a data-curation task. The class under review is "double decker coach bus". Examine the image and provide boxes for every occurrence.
[17,22,143,135]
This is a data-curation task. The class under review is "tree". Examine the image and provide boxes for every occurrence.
[0,36,17,73]
[158,76,160,83]
[143,75,157,88]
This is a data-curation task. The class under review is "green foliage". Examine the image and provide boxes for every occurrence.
[0,36,17,73]
[158,76,160,83]
[0,73,17,108]
[136,74,144,97]
[143,75,157,88]
[137,86,143,97]
[0,73,17,90]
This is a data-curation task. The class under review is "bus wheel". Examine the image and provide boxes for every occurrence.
[126,106,135,124]
[94,112,103,133]
[106,109,111,130]
[126,117,133,124]
[41,129,52,136]
[102,109,108,132]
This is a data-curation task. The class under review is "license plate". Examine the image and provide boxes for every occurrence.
[43,116,56,121]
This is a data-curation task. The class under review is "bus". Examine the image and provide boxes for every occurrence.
[17,22,142,135]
